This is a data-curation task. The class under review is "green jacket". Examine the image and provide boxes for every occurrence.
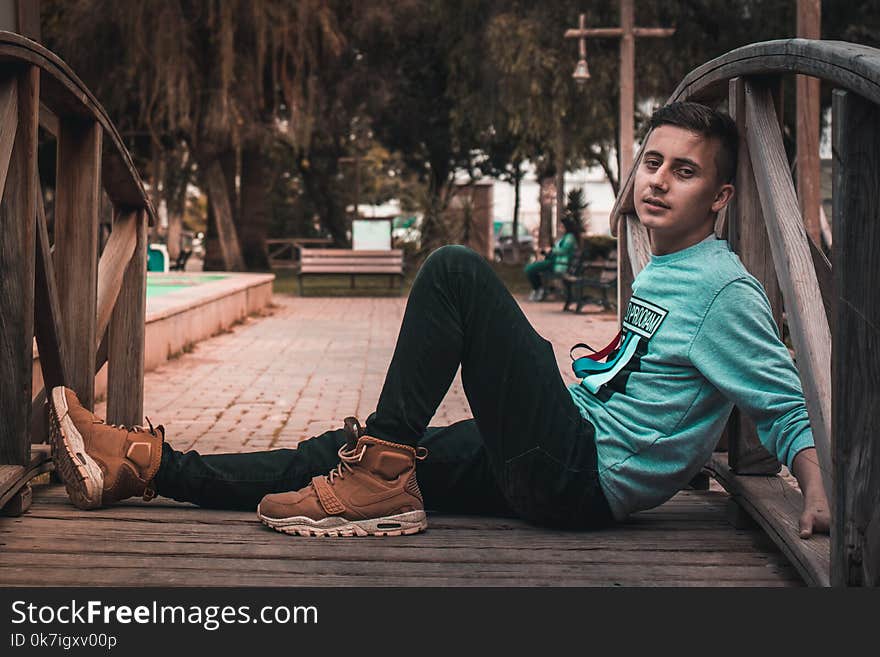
[551,233,578,274]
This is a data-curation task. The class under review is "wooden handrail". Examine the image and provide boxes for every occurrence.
[605,38,880,586]
[0,31,155,221]
[0,34,152,516]
[744,81,833,503]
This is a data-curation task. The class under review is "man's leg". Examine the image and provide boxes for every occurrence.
[156,417,512,515]
[524,259,551,291]
[260,245,611,533]
[365,245,608,527]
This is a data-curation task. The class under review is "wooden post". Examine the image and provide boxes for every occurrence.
[107,208,147,427]
[831,89,880,587]
[33,186,69,392]
[54,118,102,409]
[796,0,822,246]
[563,1,674,191]
[617,215,633,320]
[744,81,833,503]
[0,67,38,466]
[619,0,635,180]
[726,77,783,475]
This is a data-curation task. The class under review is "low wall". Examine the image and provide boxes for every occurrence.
[32,273,275,401]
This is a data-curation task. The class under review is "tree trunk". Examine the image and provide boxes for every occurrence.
[237,146,272,270]
[538,174,555,251]
[299,158,348,247]
[555,120,566,242]
[420,168,454,254]
[200,157,245,271]
[511,160,523,264]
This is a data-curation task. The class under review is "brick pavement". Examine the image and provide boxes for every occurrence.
[97,295,618,455]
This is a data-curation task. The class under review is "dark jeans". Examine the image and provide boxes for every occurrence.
[524,257,553,290]
[155,245,613,530]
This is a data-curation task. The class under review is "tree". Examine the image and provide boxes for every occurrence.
[43,0,344,270]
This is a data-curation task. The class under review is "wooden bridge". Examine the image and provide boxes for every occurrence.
[1,36,877,586]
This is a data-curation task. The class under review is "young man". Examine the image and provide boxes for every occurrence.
[48,102,830,539]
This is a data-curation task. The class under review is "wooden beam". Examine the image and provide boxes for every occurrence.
[107,209,147,427]
[564,27,676,39]
[726,77,783,475]
[831,89,880,587]
[706,454,830,587]
[38,102,58,137]
[744,80,833,503]
[0,76,18,201]
[807,235,833,333]
[796,0,822,246]
[619,0,635,181]
[0,66,38,467]
[96,208,137,342]
[53,118,102,409]
[33,186,69,392]
[15,0,42,42]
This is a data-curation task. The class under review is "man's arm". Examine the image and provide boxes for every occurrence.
[790,447,830,538]
[688,279,829,539]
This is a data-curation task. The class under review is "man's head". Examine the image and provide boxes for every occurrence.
[634,102,738,254]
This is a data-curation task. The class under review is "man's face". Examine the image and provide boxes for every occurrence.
[634,125,733,252]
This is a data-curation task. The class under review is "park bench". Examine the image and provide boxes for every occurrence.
[297,248,404,295]
[562,250,618,313]
[265,237,333,269]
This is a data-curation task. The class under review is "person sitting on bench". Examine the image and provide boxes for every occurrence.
[524,216,581,301]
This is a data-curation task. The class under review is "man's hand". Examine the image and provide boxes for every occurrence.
[791,447,831,539]
[798,491,830,539]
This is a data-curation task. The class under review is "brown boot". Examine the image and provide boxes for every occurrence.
[257,425,428,537]
[48,386,164,510]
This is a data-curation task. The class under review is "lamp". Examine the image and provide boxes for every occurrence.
[572,58,590,83]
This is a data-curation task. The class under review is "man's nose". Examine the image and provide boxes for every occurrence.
[649,167,669,192]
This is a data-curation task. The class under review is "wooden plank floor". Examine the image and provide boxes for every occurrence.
[0,483,802,586]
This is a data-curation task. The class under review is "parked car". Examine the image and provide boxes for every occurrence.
[494,222,536,263]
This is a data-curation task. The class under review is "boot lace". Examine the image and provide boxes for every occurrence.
[93,416,163,437]
[327,442,368,483]
[326,443,428,484]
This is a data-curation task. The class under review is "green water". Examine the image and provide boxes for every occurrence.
[146,274,228,298]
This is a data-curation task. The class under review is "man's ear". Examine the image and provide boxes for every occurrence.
[711,183,735,213]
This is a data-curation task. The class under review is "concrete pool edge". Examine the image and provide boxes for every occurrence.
[32,272,276,402]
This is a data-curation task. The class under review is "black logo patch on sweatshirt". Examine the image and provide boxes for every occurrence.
[622,296,668,340]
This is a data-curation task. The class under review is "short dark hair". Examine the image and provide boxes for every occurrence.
[648,102,739,184]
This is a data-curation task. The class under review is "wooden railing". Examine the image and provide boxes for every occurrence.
[0,33,155,515]
[610,39,879,587]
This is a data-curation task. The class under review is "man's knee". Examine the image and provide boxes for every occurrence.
[421,245,487,279]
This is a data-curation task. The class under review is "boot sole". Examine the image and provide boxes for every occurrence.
[256,507,427,537]
[49,387,104,510]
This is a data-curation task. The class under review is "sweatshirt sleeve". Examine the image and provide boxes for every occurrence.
[687,277,815,468]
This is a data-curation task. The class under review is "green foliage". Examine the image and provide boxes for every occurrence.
[563,187,589,234]
[583,235,617,259]
[40,0,880,263]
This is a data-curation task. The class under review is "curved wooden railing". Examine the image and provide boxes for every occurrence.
[610,39,879,587]
[0,33,155,515]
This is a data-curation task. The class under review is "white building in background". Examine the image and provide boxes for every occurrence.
[489,162,617,237]
[356,162,618,241]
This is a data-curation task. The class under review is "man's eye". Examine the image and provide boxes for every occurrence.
[677,169,694,177]
[644,159,660,168]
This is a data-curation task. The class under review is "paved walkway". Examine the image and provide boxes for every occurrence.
[97,294,619,455]
[6,291,801,587]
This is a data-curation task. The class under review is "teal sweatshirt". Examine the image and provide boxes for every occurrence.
[568,235,815,521]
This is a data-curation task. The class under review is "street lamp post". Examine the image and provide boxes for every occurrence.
[564,1,675,183]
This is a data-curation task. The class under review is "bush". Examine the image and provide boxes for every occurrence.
[583,235,617,258]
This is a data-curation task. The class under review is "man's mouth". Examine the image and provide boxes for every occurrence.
[643,197,670,210]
